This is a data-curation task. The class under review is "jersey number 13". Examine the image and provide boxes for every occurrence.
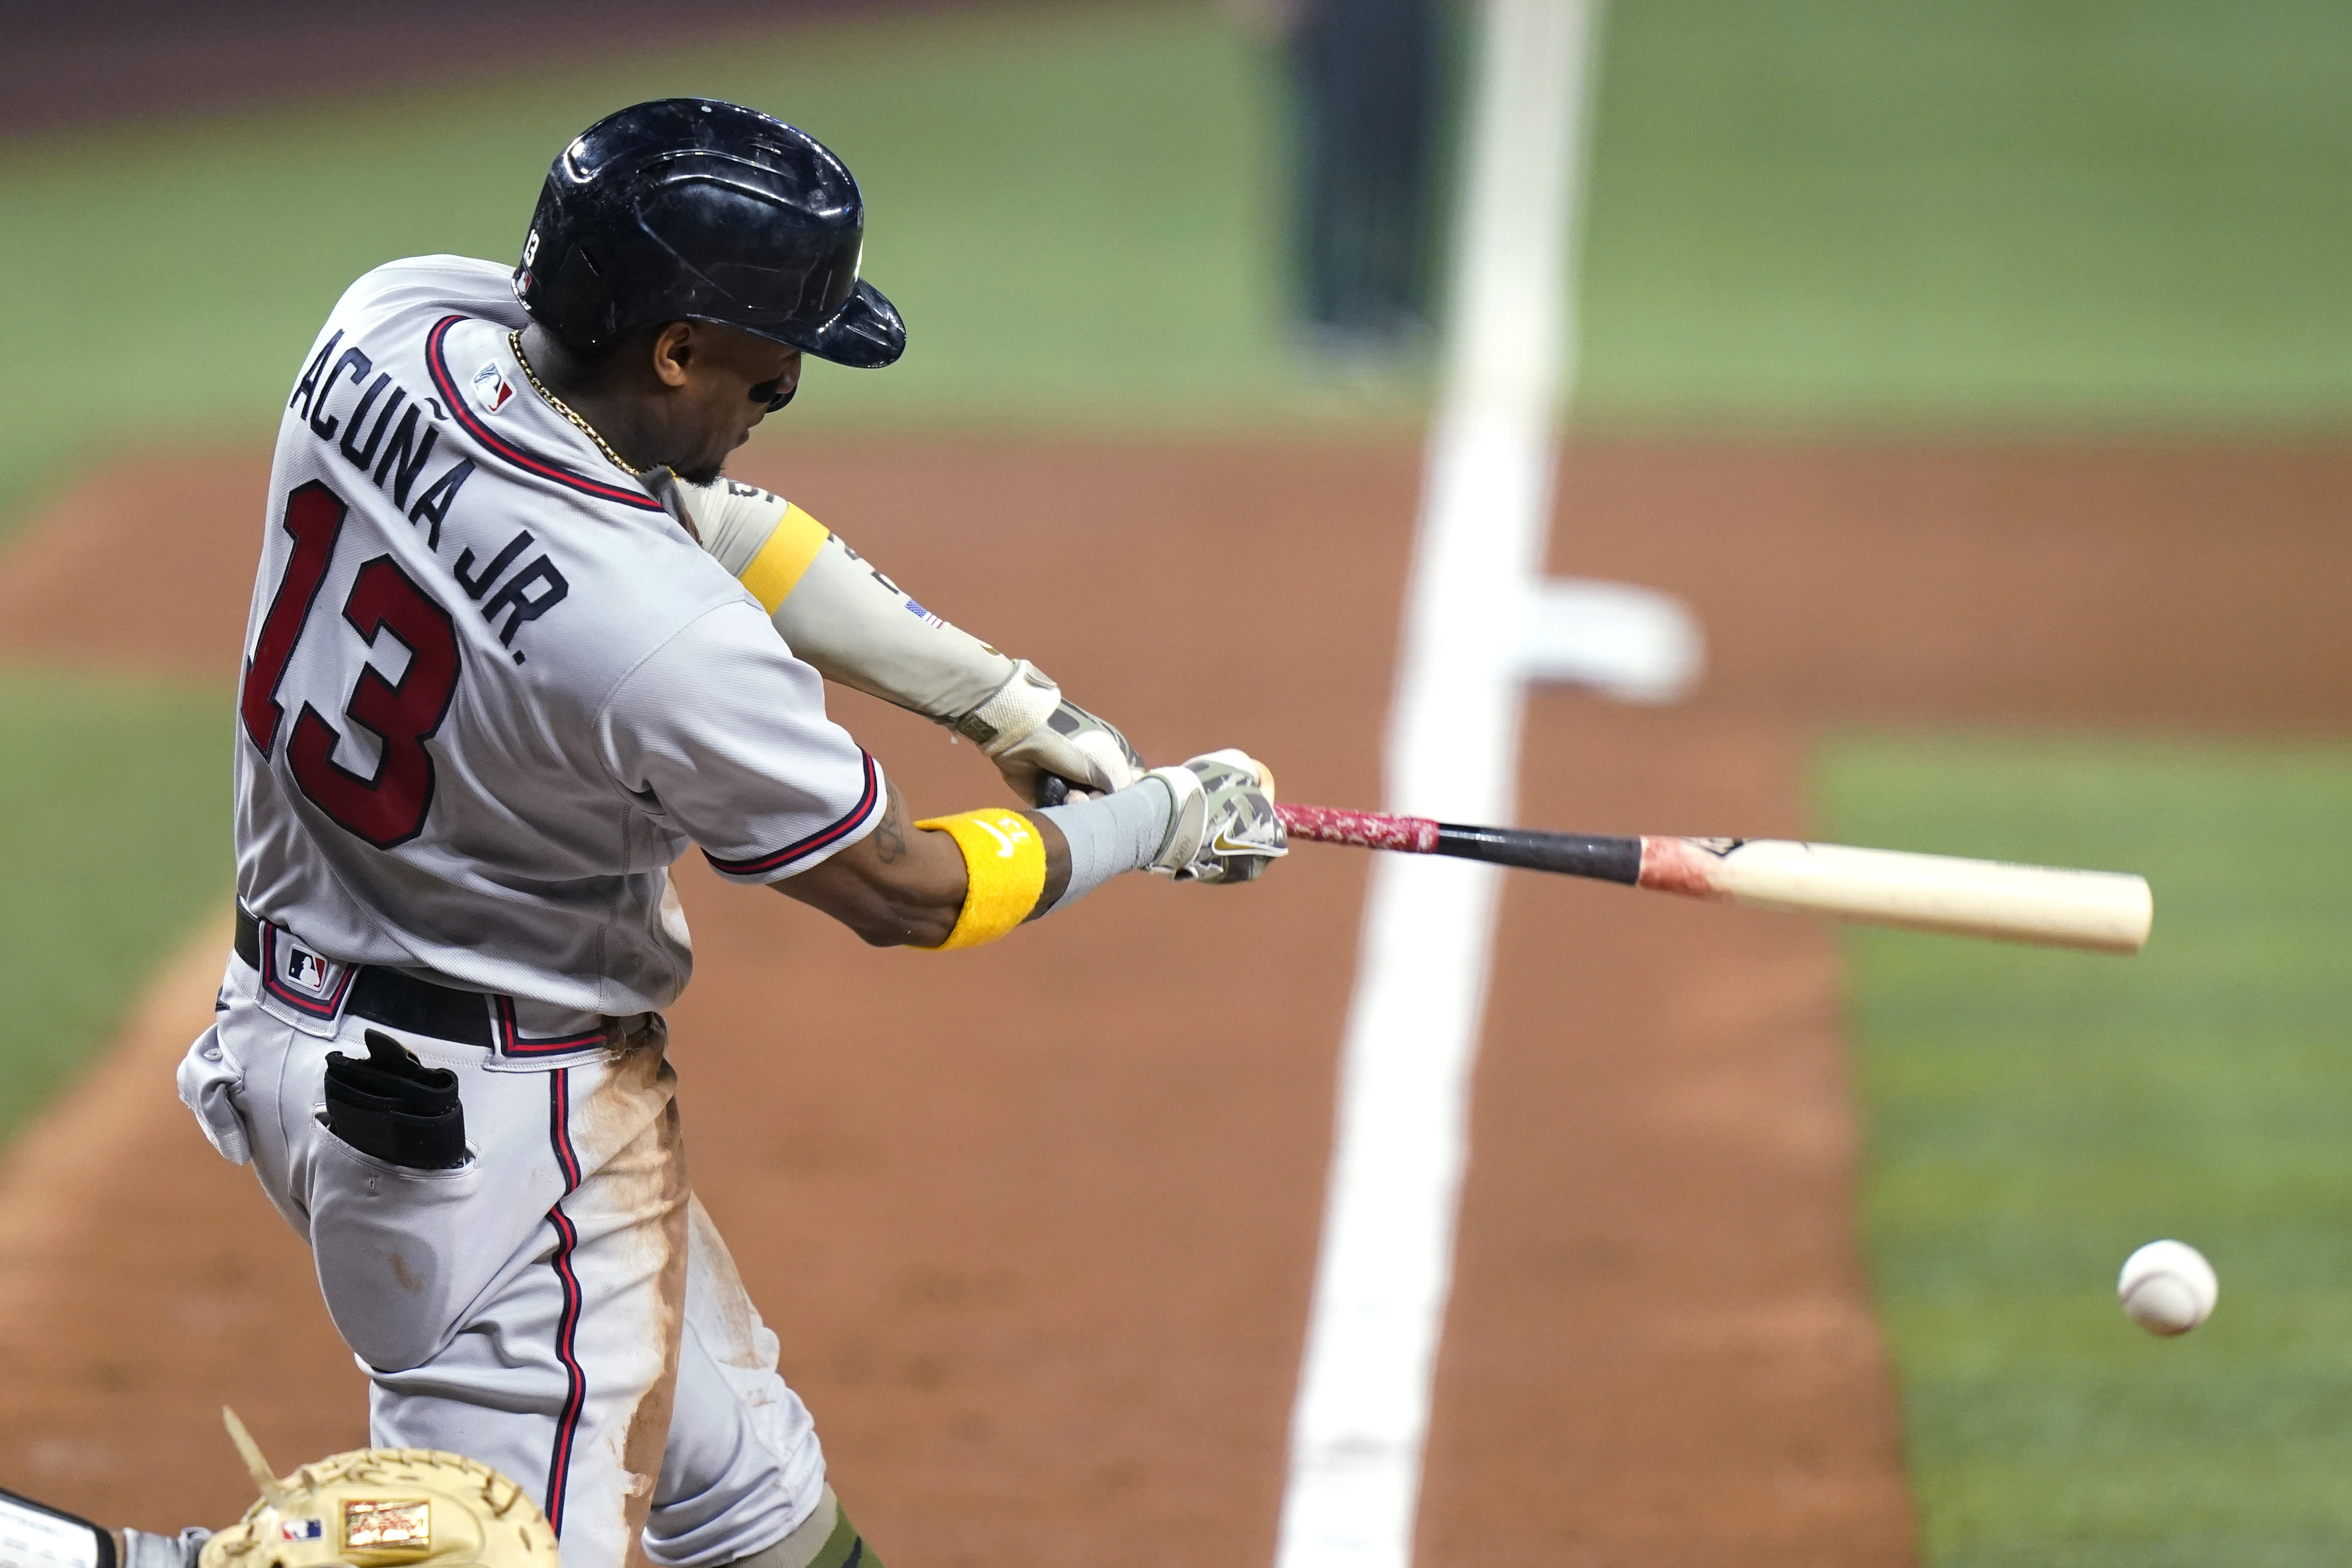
[241,479,461,849]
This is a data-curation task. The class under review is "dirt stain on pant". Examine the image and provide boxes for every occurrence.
[579,1019,692,1568]
[686,1194,775,1377]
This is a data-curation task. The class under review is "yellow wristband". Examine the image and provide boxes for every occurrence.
[912,809,1049,950]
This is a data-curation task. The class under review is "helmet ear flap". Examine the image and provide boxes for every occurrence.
[538,237,615,350]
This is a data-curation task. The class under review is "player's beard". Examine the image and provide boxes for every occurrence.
[675,456,725,486]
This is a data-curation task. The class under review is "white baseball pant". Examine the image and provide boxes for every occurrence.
[181,959,828,1568]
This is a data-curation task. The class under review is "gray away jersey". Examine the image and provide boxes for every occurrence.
[235,255,884,1017]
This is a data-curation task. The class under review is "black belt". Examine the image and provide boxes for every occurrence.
[235,906,495,1048]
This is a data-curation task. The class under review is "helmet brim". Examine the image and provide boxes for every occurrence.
[772,279,905,369]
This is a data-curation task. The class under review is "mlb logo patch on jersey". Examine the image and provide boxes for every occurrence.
[282,945,333,997]
[471,361,515,414]
[279,1519,324,1542]
[256,921,355,1030]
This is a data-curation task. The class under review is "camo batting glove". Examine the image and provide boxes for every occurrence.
[964,661,1149,805]
[1145,749,1287,884]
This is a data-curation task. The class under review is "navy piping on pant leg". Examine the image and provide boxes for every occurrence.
[544,1068,588,1534]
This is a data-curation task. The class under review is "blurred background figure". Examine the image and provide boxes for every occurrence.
[1235,0,1446,362]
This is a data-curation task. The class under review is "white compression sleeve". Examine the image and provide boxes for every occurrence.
[766,531,1016,717]
[1036,778,1175,913]
[664,474,1017,721]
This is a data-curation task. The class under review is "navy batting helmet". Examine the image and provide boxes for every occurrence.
[514,98,905,368]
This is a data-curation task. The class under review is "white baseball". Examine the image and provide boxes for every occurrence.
[2117,1239,2218,1336]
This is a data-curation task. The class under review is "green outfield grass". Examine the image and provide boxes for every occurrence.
[1822,736,2352,1566]
[0,671,232,1140]
[1580,0,2352,431]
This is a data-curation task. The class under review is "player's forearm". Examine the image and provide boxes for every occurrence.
[678,481,1013,720]
[776,782,1073,947]
[775,766,1252,948]
[762,534,1147,803]
[672,479,1146,803]
[773,530,1019,719]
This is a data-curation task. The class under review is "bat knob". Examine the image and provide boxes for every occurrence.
[1037,774,1072,808]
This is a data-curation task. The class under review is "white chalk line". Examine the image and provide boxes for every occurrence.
[1271,5,1607,1568]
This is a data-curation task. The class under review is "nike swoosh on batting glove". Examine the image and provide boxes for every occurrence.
[1145,749,1287,884]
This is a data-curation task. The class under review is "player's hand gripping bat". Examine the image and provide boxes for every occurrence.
[1032,777,2151,952]
[1276,803,2152,954]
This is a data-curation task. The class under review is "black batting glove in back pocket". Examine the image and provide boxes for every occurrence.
[324,1029,468,1169]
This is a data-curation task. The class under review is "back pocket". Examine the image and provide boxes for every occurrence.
[322,1029,467,1169]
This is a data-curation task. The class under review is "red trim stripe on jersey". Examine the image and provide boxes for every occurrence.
[495,996,611,1059]
[542,1069,589,1536]
[703,751,884,878]
[425,316,666,513]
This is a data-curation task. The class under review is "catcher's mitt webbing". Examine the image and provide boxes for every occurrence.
[198,1408,560,1568]
[739,503,831,612]
[914,809,1048,949]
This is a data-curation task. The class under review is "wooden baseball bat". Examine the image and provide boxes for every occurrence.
[1275,803,2153,954]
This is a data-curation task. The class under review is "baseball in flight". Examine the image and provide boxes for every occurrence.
[2117,1239,2218,1336]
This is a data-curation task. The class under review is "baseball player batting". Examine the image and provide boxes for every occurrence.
[167,99,1284,1568]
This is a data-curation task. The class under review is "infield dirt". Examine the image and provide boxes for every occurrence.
[2,435,2347,1566]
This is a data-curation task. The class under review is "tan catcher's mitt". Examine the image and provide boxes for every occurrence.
[198,1410,558,1568]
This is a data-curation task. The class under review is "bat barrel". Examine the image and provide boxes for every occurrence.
[1641,838,2154,954]
[1269,800,2153,955]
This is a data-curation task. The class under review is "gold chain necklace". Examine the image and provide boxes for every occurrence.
[508,329,642,478]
